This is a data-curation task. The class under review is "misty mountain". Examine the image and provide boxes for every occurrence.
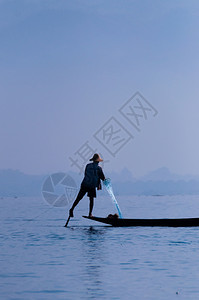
[112,180,199,196]
[0,169,46,197]
[106,167,135,182]
[140,167,199,181]
[1,168,199,197]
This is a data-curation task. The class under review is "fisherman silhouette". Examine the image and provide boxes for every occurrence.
[69,153,105,217]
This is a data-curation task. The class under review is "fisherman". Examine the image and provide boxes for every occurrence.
[69,153,105,218]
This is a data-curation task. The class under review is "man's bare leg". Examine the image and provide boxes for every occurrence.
[89,197,94,217]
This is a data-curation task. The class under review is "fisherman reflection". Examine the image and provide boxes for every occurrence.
[81,227,106,298]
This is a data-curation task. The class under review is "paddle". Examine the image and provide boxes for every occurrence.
[64,215,71,227]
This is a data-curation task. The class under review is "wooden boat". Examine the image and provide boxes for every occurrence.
[83,216,199,227]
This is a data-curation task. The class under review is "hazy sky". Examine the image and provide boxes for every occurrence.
[1,0,199,177]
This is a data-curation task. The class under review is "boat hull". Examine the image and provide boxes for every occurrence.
[83,216,199,227]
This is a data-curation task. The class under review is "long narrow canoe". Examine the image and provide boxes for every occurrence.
[83,216,199,227]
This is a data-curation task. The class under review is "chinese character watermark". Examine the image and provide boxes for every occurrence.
[69,141,97,174]
[69,91,158,173]
[93,117,133,157]
[119,91,158,131]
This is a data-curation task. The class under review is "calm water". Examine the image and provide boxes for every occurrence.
[1,195,199,299]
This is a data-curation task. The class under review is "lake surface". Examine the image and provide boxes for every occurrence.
[1,195,199,299]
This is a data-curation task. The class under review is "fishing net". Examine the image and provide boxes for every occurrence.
[103,178,123,218]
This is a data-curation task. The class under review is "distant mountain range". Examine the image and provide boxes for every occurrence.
[0,169,46,197]
[139,167,199,182]
[1,168,199,197]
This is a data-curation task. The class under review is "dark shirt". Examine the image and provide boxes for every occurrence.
[81,162,105,189]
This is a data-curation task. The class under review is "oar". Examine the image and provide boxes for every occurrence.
[64,215,71,227]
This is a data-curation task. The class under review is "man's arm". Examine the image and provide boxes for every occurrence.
[98,166,105,181]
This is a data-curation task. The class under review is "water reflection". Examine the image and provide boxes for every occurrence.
[81,227,107,298]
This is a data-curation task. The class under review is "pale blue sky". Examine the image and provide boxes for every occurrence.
[1,0,199,176]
